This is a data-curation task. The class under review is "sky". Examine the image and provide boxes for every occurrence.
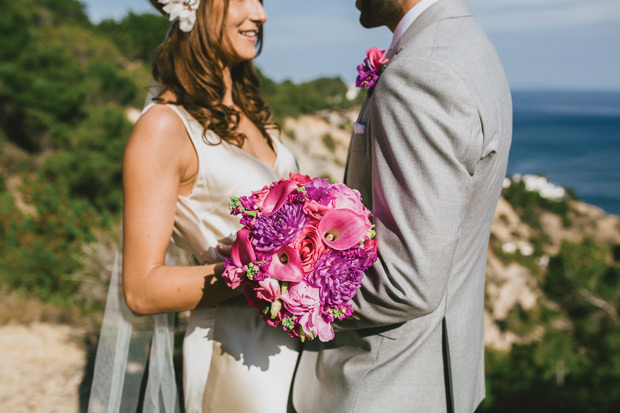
[83,0,620,90]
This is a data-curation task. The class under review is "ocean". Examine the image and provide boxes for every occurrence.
[508,90,620,215]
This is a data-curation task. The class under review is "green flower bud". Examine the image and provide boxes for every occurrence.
[270,299,282,319]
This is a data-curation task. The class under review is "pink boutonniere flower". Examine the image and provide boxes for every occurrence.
[356,47,389,88]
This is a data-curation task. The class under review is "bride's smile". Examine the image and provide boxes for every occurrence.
[226,0,267,62]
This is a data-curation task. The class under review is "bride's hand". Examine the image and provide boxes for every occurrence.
[216,241,233,258]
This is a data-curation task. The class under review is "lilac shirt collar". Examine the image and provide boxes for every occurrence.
[390,0,441,50]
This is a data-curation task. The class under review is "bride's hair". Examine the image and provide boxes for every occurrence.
[152,0,275,148]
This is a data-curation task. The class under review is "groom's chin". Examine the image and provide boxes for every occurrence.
[359,15,379,29]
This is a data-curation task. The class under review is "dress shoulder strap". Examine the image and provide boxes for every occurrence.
[142,101,202,138]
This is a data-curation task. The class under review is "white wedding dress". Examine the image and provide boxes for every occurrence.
[89,97,301,413]
[145,102,301,412]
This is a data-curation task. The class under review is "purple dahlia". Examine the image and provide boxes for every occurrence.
[252,203,308,252]
[307,250,365,308]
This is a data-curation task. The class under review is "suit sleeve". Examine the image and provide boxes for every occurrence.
[339,57,482,330]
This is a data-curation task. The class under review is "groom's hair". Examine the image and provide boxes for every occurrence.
[152,0,277,149]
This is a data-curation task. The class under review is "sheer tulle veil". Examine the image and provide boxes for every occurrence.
[88,245,182,413]
[88,20,183,410]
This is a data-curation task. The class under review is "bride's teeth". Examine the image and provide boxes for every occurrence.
[241,31,257,36]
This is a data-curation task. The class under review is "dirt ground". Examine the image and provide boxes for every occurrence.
[0,323,86,412]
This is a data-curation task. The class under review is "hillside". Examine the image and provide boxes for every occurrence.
[1,1,619,412]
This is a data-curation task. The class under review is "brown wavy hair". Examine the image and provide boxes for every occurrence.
[152,0,275,148]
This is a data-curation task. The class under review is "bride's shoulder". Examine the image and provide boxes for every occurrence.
[137,104,184,133]
[125,104,193,166]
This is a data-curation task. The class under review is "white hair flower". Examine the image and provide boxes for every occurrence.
[158,0,200,32]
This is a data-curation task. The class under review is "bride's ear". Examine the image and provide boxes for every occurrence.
[149,0,167,16]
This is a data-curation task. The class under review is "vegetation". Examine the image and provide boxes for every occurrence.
[0,0,364,308]
[502,178,574,229]
[1,1,618,411]
[480,239,620,412]
[259,73,365,123]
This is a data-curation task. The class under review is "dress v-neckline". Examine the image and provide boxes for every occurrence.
[225,136,280,170]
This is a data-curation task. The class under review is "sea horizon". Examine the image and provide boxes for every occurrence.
[508,89,620,215]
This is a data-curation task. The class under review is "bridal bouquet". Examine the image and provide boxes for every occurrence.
[222,174,378,342]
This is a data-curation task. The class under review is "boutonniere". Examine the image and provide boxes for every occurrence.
[356,47,389,89]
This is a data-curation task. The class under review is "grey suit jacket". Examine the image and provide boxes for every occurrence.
[292,0,512,412]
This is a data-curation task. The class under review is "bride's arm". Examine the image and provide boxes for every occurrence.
[122,105,239,315]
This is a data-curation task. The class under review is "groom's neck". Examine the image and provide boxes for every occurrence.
[386,0,423,31]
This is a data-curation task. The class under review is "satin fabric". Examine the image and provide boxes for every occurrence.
[147,103,301,412]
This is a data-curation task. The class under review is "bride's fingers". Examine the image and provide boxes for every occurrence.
[217,242,232,258]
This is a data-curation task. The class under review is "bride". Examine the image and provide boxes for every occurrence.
[90,0,300,411]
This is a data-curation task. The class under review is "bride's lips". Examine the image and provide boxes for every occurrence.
[239,28,259,42]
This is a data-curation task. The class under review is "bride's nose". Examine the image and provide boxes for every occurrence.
[249,0,267,24]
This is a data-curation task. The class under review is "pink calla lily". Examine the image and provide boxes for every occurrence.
[231,228,256,267]
[318,209,371,250]
[261,180,299,216]
[269,245,305,282]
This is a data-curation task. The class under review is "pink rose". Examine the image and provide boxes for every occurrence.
[250,184,272,209]
[221,266,245,289]
[289,173,312,185]
[255,278,281,303]
[291,224,327,274]
[366,47,389,72]
[364,236,379,253]
[302,200,331,223]
[329,183,371,217]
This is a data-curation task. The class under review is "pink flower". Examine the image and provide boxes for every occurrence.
[291,224,327,274]
[221,266,245,289]
[261,180,300,217]
[231,228,256,267]
[303,200,331,223]
[366,47,389,72]
[364,236,379,254]
[318,209,372,251]
[356,47,389,89]
[268,245,305,282]
[329,183,370,217]
[250,185,272,210]
[289,173,312,185]
[281,282,319,315]
[243,283,262,311]
[265,309,283,327]
[281,282,334,342]
[255,278,281,302]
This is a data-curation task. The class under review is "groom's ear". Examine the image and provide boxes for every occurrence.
[149,0,168,17]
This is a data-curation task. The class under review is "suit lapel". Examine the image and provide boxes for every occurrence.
[345,0,473,184]
[344,94,374,184]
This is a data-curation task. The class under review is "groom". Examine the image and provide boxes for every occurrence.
[293,0,512,412]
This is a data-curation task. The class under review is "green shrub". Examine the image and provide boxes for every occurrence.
[0,177,99,306]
